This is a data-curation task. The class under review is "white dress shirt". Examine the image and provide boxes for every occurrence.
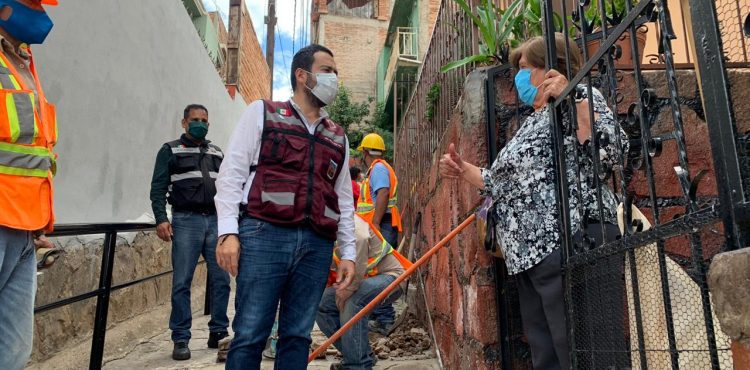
[214,99,356,261]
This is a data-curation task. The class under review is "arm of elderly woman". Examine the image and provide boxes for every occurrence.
[439,143,485,189]
[538,69,596,145]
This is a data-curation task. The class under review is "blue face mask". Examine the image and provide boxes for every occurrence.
[514,69,538,106]
[0,0,54,45]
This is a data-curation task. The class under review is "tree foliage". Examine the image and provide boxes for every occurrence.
[328,86,394,163]
[327,86,372,133]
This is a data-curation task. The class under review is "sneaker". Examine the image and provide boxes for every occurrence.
[172,341,191,361]
[208,331,229,349]
[330,364,343,370]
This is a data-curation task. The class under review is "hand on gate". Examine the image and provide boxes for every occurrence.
[439,143,464,179]
[538,69,569,103]
[216,234,240,277]
[334,259,355,292]
[156,222,173,242]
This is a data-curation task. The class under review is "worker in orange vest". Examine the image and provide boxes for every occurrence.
[317,214,412,370]
[0,1,59,369]
[356,133,403,335]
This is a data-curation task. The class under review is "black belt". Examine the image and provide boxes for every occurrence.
[172,207,216,216]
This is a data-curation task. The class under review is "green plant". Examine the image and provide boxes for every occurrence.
[328,86,371,129]
[515,0,563,40]
[440,0,524,72]
[425,83,441,122]
[574,0,636,34]
[367,102,390,131]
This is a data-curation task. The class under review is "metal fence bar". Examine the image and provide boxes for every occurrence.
[89,231,118,370]
[35,223,213,370]
[690,0,748,249]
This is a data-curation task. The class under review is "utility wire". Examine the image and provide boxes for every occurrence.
[293,0,298,54]
[276,23,289,73]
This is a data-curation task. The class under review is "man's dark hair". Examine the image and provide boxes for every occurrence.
[183,104,208,119]
[291,44,334,91]
[349,166,361,180]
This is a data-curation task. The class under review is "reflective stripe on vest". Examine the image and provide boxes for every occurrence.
[171,146,224,157]
[332,217,410,278]
[0,56,38,145]
[170,170,218,183]
[0,141,52,177]
[357,159,400,218]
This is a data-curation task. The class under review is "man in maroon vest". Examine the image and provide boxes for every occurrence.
[214,44,357,370]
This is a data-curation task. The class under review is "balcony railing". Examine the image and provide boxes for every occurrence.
[384,27,421,98]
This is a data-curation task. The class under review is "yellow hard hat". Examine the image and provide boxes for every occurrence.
[357,133,386,151]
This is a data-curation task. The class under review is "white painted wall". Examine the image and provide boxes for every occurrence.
[33,0,248,223]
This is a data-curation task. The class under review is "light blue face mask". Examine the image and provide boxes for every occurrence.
[514,69,538,106]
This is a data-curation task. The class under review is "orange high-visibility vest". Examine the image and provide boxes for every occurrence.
[0,47,57,232]
[357,159,402,232]
[330,216,412,285]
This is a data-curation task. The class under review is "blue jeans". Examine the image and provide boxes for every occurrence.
[0,226,36,370]
[370,222,398,325]
[317,275,402,370]
[169,211,230,342]
[227,217,334,370]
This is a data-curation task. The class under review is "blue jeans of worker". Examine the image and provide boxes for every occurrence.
[370,222,398,326]
[317,275,402,370]
[169,211,230,343]
[227,217,334,370]
[0,226,36,370]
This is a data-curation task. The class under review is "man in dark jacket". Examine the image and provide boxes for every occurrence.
[150,104,230,361]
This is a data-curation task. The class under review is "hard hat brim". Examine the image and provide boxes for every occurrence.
[41,0,59,6]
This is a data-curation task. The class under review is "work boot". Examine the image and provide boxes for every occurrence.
[207,331,229,349]
[368,320,391,336]
[172,341,191,361]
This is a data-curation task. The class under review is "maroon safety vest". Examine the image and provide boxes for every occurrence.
[246,100,347,240]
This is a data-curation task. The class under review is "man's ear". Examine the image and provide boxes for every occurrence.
[295,68,307,89]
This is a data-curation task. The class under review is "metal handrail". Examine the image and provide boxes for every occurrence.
[35,223,211,370]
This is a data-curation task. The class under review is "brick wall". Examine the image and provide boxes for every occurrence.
[419,0,441,60]
[315,15,389,104]
[237,6,271,102]
[410,69,502,369]
[620,69,750,258]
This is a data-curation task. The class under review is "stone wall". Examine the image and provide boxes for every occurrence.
[411,68,501,369]
[30,232,207,363]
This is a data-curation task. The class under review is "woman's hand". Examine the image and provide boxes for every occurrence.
[439,143,464,179]
[538,69,569,103]
[439,143,485,189]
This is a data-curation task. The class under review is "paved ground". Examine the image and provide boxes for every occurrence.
[30,291,439,370]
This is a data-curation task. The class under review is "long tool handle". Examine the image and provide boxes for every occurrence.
[308,214,477,363]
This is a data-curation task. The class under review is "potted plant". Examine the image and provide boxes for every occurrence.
[572,0,648,68]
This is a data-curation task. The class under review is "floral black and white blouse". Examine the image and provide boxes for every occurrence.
[481,86,627,275]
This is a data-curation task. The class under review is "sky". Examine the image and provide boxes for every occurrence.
[202,0,311,100]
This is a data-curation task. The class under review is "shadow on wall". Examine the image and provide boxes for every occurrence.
[33,0,248,224]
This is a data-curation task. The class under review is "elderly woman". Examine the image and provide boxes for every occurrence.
[440,34,625,370]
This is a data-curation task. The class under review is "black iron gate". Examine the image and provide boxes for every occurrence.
[531,0,750,368]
